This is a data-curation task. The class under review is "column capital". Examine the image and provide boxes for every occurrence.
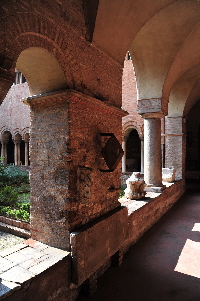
[142,112,164,119]
[137,97,168,116]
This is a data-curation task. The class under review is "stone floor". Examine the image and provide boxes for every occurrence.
[0,231,25,251]
[78,181,200,301]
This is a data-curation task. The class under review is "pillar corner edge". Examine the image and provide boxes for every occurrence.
[137,97,168,118]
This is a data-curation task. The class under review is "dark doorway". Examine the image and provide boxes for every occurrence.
[7,133,14,164]
[20,140,25,165]
[126,129,141,172]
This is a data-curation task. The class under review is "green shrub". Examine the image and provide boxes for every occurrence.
[0,205,30,222]
[0,186,18,207]
[4,165,29,185]
[119,187,125,198]
[15,183,30,194]
[15,201,30,212]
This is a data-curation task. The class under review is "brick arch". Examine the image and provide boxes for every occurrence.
[21,128,30,139]
[122,121,143,140]
[0,127,13,138]
[0,127,27,140]
[12,128,23,138]
[4,13,83,91]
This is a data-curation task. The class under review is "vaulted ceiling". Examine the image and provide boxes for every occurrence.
[1,0,200,116]
[91,0,200,116]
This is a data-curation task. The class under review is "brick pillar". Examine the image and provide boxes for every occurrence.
[143,113,165,192]
[27,90,125,250]
[165,116,186,180]
[122,139,126,173]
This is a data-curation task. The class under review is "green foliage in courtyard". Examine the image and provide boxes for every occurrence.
[0,186,18,207]
[0,163,29,187]
[0,204,30,223]
[0,158,30,222]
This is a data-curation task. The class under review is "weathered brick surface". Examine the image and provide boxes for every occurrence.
[29,94,70,249]
[165,117,186,180]
[0,2,122,108]
[0,240,73,301]
[127,180,184,246]
[70,207,128,285]
[28,90,125,249]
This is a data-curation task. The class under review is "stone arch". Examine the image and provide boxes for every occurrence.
[16,47,67,96]
[3,13,83,98]
[0,127,13,137]
[122,121,143,140]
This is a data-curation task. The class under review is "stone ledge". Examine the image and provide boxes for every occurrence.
[70,207,128,285]
[0,221,30,239]
[0,216,30,231]
[0,239,70,301]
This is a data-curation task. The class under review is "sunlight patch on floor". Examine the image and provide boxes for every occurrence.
[175,237,200,279]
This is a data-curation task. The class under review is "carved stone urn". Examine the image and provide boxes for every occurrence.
[124,172,146,200]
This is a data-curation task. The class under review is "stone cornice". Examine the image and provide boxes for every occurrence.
[24,89,127,117]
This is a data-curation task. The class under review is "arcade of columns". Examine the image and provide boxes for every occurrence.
[0,1,199,300]
[0,133,29,166]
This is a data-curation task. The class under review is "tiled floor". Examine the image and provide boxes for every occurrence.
[78,182,200,301]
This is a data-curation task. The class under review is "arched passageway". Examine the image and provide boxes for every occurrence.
[126,129,141,172]
[7,133,14,165]
[185,99,200,180]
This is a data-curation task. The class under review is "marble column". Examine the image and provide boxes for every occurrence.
[122,139,126,173]
[1,143,7,163]
[1,135,9,164]
[143,113,165,192]
[140,138,144,173]
[14,140,21,165]
[25,142,29,166]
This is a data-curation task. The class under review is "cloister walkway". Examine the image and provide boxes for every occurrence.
[78,181,200,301]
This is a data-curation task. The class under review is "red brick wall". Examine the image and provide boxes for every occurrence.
[122,58,144,139]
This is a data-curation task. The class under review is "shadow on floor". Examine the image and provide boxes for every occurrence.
[77,181,200,301]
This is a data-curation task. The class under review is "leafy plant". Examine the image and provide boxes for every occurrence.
[0,186,18,207]
[119,187,125,198]
[4,165,29,185]
[0,206,30,222]
[0,158,30,223]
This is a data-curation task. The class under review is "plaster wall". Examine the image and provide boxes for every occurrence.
[0,83,30,137]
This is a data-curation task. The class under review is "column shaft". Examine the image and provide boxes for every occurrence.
[141,139,144,173]
[122,140,126,173]
[14,142,20,165]
[25,142,29,166]
[144,117,163,188]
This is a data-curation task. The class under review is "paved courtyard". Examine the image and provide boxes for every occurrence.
[0,230,25,251]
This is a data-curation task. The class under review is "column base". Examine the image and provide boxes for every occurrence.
[145,184,166,193]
